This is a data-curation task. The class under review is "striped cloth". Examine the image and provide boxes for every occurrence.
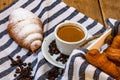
[0,0,115,80]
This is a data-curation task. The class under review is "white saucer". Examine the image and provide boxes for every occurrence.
[42,32,93,69]
[42,32,65,68]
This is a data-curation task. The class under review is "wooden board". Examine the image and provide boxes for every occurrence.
[99,0,120,27]
[0,0,13,10]
[62,0,104,26]
[2,0,120,28]
[0,0,104,25]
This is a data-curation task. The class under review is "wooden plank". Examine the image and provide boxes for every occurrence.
[0,0,13,10]
[0,0,104,26]
[99,0,120,27]
[62,0,104,26]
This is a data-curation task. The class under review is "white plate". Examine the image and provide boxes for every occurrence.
[42,32,65,68]
[42,32,94,69]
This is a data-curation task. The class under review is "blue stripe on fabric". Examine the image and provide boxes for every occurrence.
[106,18,114,27]
[107,77,114,80]
[0,0,44,64]
[0,51,35,78]
[0,46,21,65]
[37,67,60,80]
[0,0,45,39]
[0,0,44,77]
[0,16,9,25]
[14,58,38,80]
[38,0,61,18]
[37,70,49,80]
[68,53,85,80]
[0,66,17,78]
[0,0,45,51]
[31,0,45,13]
[0,58,37,79]
[0,0,35,25]
[86,21,97,30]
[93,27,106,35]
[0,0,19,13]
[43,10,79,37]
[77,48,89,54]
[0,38,13,52]
[34,58,48,77]
[79,61,89,80]
[43,6,69,26]
[106,19,120,37]
[78,16,88,24]
[30,58,38,68]
[0,30,7,39]
[21,0,34,8]
[93,68,101,80]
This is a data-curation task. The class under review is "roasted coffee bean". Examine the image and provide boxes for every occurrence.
[28,62,32,66]
[23,63,27,66]
[8,56,33,80]
[16,68,20,73]
[16,56,20,59]
[47,67,60,80]
[48,40,69,64]
[14,74,17,77]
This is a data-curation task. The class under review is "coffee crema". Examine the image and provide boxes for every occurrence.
[57,25,85,42]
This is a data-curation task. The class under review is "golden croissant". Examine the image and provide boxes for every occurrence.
[7,8,43,52]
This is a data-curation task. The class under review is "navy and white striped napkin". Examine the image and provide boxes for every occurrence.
[0,0,115,80]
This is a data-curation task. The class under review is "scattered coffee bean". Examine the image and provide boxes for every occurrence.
[8,56,33,80]
[28,62,32,66]
[23,63,27,66]
[16,68,20,74]
[47,67,60,80]
[48,40,69,64]
[16,55,21,59]
[49,40,60,55]
[14,74,17,77]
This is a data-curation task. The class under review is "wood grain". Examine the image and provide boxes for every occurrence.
[0,0,104,25]
[2,0,120,28]
[100,0,120,27]
[0,0,13,10]
[62,0,104,25]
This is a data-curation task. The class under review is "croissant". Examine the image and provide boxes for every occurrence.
[7,8,43,52]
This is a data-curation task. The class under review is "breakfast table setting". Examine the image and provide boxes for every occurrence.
[0,0,120,80]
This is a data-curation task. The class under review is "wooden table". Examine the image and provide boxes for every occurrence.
[1,0,120,27]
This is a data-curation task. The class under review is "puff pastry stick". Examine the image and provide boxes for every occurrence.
[86,49,120,79]
[111,34,120,49]
[104,47,120,64]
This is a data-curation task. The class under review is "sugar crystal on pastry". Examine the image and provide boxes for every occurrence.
[7,8,43,52]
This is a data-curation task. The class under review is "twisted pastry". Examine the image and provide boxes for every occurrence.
[7,8,43,52]
[86,49,120,79]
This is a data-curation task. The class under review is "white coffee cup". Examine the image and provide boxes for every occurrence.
[54,20,88,55]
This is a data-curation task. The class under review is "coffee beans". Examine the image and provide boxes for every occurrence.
[47,67,60,80]
[8,56,33,80]
[48,40,60,55]
[48,40,69,64]
[56,53,69,64]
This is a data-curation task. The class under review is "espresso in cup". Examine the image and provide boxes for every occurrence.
[55,21,88,55]
[57,25,85,42]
